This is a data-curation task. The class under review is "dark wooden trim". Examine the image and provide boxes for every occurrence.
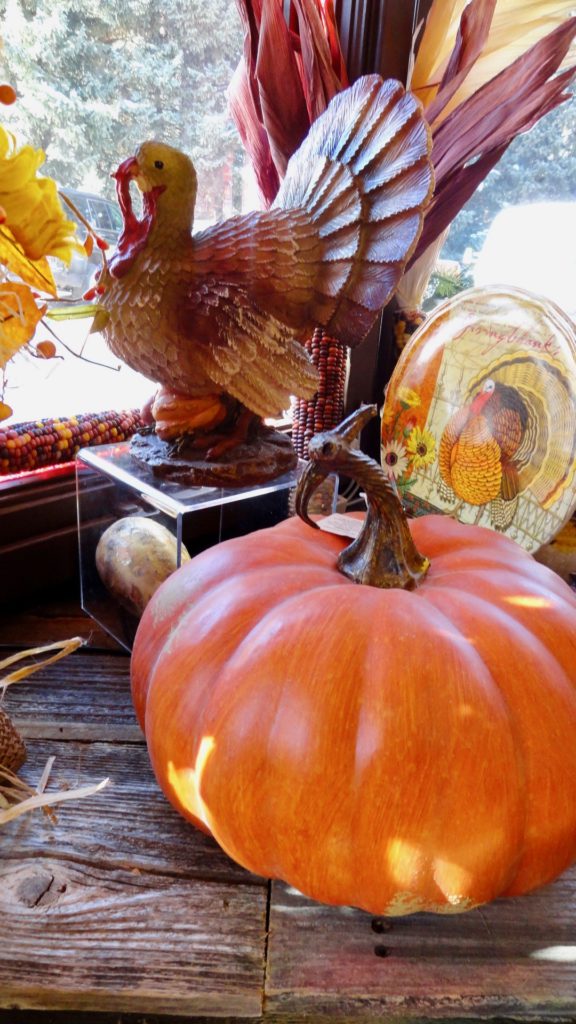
[338,0,426,456]
[337,0,421,82]
[0,470,80,607]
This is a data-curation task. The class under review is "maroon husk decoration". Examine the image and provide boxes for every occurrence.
[290,0,345,119]
[227,60,280,204]
[410,16,576,264]
[230,0,350,449]
[229,0,348,204]
[414,145,510,258]
[425,0,498,125]
[318,0,348,86]
[433,21,576,174]
[255,0,310,177]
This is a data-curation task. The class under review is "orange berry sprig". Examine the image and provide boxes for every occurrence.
[0,87,19,253]
[0,84,17,105]
[35,340,58,359]
[58,191,110,281]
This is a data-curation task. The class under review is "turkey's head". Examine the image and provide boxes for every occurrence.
[109,141,198,278]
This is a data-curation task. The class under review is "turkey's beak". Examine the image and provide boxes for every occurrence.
[112,156,139,183]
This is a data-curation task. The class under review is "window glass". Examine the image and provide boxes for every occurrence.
[0,0,250,424]
[426,93,576,320]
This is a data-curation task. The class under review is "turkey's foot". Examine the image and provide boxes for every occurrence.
[206,408,260,461]
[130,401,298,487]
[445,500,464,521]
[152,387,229,441]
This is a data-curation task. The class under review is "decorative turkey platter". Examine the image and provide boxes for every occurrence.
[381,287,576,552]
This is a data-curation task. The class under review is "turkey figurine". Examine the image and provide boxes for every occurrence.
[95,75,433,480]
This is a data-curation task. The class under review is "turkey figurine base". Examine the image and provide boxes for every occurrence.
[129,424,297,487]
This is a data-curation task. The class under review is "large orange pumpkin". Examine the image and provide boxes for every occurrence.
[132,406,576,915]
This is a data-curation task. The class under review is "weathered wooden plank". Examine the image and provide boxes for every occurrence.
[7,651,140,742]
[0,1013,260,1024]
[0,595,118,651]
[0,858,267,1017]
[266,876,576,1020]
[0,1016,259,1024]
[4,738,263,886]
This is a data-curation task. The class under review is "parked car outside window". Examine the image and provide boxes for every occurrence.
[50,188,122,300]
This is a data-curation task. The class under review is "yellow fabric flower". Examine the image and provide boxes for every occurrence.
[0,125,79,263]
[0,281,46,368]
[407,425,436,468]
[0,224,57,296]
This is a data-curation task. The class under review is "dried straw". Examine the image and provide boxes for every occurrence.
[0,636,84,689]
[0,765,110,826]
[0,636,110,826]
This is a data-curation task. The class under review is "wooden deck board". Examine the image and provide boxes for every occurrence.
[9,651,142,742]
[0,858,267,1017]
[5,737,264,885]
[266,878,576,1020]
[1,622,268,1018]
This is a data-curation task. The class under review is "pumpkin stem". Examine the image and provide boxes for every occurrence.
[295,405,430,589]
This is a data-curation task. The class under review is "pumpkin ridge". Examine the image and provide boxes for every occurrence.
[133,549,347,725]
[196,584,378,881]
[414,585,528,892]
[422,583,576,896]
[424,564,574,604]
[142,570,354,832]
[370,586,526,908]
[410,514,519,557]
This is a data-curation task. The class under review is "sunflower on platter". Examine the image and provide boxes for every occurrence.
[381,384,438,498]
[406,424,436,470]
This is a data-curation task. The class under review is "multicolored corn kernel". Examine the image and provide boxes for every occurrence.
[0,409,144,474]
[292,327,348,460]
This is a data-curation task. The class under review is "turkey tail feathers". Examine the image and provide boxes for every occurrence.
[274,75,433,346]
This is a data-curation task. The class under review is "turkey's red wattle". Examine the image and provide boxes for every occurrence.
[109,175,165,279]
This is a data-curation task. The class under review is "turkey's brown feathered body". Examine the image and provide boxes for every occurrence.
[102,213,320,417]
[100,76,433,420]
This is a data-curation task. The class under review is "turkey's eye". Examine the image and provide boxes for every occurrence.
[154,160,164,170]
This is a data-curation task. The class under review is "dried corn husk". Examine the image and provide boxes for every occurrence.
[0,638,109,826]
[398,3,576,314]
[411,0,576,122]
[228,0,348,206]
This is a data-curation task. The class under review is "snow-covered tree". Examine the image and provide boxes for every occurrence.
[0,0,244,217]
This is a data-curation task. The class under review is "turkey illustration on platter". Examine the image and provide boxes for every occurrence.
[90,75,433,485]
[381,287,576,553]
[438,352,576,530]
